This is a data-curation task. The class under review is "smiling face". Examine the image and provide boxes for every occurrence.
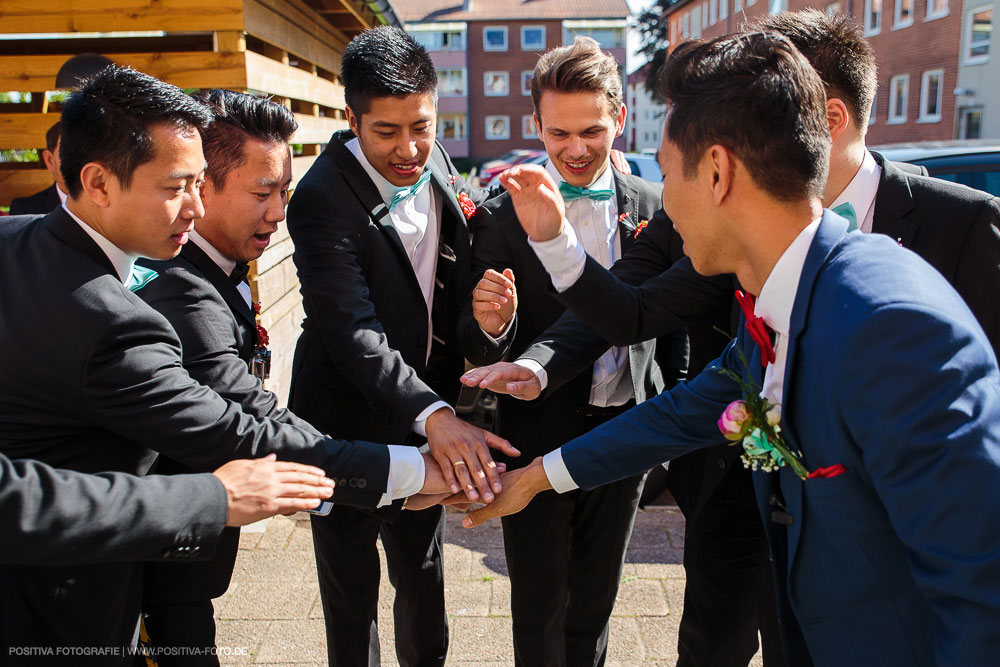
[535,89,625,188]
[347,92,437,187]
[198,139,292,262]
[102,123,206,260]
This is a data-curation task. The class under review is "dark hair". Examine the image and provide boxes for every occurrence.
[753,9,877,130]
[659,32,830,202]
[193,90,298,190]
[55,53,115,89]
[59,65,213,197]
[530,36,623,120]
[342,25,437,116]
[45,121,60,152]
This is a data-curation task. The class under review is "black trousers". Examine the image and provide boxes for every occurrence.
[669,452,785,667]
[142,600,220,667]
[502,461,646,667]
[310,504,447,667]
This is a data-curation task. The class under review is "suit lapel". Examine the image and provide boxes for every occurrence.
[45,207,119,278]
[180,243,256,333]
[613,169,640,250]
[870,152,918,248]
[781,211,851,568]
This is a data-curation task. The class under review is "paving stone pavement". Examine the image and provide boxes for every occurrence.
[214,506,764,666]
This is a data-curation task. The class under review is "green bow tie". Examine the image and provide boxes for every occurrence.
[831,202,859,231]
[389,170,432,211]
[558,181,614,202]
[126,265,159,292]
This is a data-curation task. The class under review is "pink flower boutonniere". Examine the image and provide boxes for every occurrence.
[458,192,477,220]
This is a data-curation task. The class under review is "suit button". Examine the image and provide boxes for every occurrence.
[349,478,359,488]
[191,546,200,555]
[716,458,726,470]
[358,479,367,489]
[338,478,348,487]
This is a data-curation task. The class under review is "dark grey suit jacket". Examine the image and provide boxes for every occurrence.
[2,453,226,566]
[0,208,392,660]
[9,183,60,216]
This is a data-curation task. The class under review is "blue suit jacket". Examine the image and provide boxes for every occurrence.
[558,212,1000,666]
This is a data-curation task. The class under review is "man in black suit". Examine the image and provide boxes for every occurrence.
[134,90,328,665]
[458,38,685,667]
[463,10,1000,667]
[285,26,516,667]
[4,452,334,564]
[9,121,65,215]
[0,66,452,664]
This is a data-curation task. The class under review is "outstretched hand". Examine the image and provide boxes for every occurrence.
[461,362,542,401]
[214,454,336,527]
[498,164,566,242]
[425,408,520,503]
[460,458,553,528]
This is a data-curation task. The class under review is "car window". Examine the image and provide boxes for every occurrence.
[927,169,1000,197]
[627,159,640,175]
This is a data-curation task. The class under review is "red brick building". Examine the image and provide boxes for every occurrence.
[396,0,630,159]
[660,0,970,143]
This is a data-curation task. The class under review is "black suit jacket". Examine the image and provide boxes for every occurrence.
[0,209,392,659]
[458,170,686,461]
[286,130,477,445]
[136,242,321,604]
[9,183,60,216]
[2,453,227,566]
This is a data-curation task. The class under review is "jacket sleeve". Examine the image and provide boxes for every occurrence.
[458,204,518,366]
[81,300,390,509]
[286,183,445,432]
[952,196,1000,362]
[2,453,227,566]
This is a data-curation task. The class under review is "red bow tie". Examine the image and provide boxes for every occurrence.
[734,290,775,367]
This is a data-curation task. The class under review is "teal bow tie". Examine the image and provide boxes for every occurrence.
[831,202,859,231]
[389,170,432,211]
[126,265,159,292]
[558,181,614,202]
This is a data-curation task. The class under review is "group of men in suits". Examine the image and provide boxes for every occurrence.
[462,11,1000,667]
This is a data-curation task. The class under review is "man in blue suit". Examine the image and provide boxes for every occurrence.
[460,33,1000,666]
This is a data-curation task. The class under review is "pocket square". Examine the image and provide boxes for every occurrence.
[808,464,846,479]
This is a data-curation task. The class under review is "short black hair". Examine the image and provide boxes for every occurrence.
[45,121,60,152]
[55,53,115,89]
[193,90,298,190]
[659,32,830,202]
[60,65,213,197]
[342,26,437,116]
[753,9,877,130]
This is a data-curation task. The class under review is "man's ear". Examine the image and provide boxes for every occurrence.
[78,162,113,208]
[827,98,852,142]
[706,144,733,206]
[345,105,360,136]
[614,103,627,138]
[41,149,57,174]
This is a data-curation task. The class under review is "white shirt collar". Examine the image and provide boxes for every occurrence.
[346,137,431,208]
[754,217,823,337]
[830,149,881,233]
[62,203,135,284]
[56,185,68,206]
[189,229,237,277]
[545,159,615,193]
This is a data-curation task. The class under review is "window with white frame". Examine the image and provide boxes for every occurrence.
[865,0,882,34]
[692,5,702,37]
[894,0,914,27]
[563,26,625,48]
[747,0,756,7]
[826,1,841,14]
[682,12,691,38]
[919,69,943,121]
[869,93,877,125]
[438,114,467,141]
[965,6,993,63]
[437,68,466,97]
[710,0,717,24]
[734,0,743,11]
[720,0,729,19]
[485,115,510,140]
[702,2,709,27]
[770,0,788,13]
[888,74,909,123]
[484,71,509,96]
[521,25,545,50]
[927,0,948,19]
[521,71,534,96]
[522,114,539,139]
[413,30,466,52]
[483,26,508,51]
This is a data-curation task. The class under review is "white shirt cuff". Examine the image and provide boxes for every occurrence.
[542,449,579,494]
[513,358,548,394]
[377,445,427,507]
[480,314,515,343]
[527,222,586,292]
[412,401,452,437]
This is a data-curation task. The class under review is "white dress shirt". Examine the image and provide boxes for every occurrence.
[541,217,823,493]
[66,204,425,507]
[506,161,632,407]
[830,149,881,234]
[345,138,452,436]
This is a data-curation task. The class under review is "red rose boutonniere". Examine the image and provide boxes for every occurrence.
[458,192,476,220]
[250,302,271,381]
[633,219,649,239]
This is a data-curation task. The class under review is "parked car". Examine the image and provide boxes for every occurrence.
[477,149,545,185]
[482,152,548,188]
[870,141,1000,197]
[623,152,662,183]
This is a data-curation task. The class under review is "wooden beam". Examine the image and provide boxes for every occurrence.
[214,30,247,53]
[0,52,248,93]
[0,114,61,150]
[0,0,245,34]
[291,154,319,188]
[245,51,345,109]
[291,113,346,145]
[245,0,347,73]
[0,169,53,207]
